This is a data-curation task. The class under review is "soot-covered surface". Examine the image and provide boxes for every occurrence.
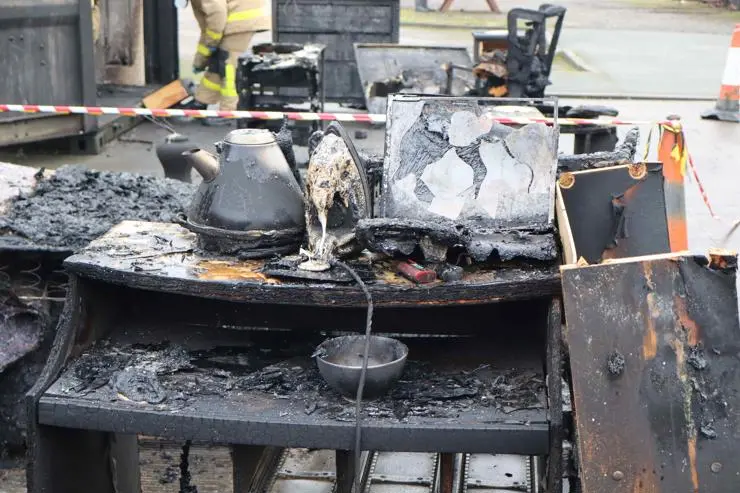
[43,326,546,436]
[382,96,558,230]
[0,283,48,457]
[63,221,561,308]
[0,165,195,250]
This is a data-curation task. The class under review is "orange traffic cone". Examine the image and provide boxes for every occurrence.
[702,23,740,123]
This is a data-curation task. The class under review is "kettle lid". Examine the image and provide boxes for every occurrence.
[225,128,276,145]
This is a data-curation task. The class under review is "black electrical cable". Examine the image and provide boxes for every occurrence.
[332,259,374,493]
[179,440,198,493]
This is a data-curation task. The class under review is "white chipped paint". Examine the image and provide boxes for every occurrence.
[477,140,531,219]
[448,110,493,147]
[721,48,740,86]
[421,149,475,220]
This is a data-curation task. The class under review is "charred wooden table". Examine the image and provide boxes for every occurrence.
[26,221,564,493]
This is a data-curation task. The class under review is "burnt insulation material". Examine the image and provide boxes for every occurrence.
[0,166,196,250]
[0,285,49,458]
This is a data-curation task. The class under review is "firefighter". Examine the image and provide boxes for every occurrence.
[186,0,270,113]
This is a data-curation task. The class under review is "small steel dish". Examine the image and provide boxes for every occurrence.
[315,335,408,399]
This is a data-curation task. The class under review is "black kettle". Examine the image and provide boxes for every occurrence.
[178,128,306,258]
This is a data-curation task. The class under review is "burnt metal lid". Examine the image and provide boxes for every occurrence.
[225,128,276,146]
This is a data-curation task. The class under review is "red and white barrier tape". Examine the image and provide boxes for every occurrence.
[0,103,667,127]
[2,102,721,225]
[687,153,718,219]
[0,104,386,124]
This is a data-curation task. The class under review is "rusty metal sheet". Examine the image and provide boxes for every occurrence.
[558,163,670,264]
[562,251,740,493]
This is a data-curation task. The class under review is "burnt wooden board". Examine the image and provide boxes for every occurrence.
[562,252,740,493]
[62,221,560,307]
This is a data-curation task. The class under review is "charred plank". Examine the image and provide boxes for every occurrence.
[562,251,740,493]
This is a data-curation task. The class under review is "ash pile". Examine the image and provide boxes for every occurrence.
[0,165,195,251]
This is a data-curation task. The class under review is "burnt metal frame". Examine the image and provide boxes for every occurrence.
[25,270,565,493]
[271,0,401,106]
[505,4,566,98]
[143,0,180,84]
[236,44,326,137]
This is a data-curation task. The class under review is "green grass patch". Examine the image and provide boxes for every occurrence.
[400,7,507,29]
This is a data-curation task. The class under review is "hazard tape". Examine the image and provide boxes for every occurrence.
[0,104,386,124]
[1,102,721,228]
[687,152,718,219]
[0,103,669,127]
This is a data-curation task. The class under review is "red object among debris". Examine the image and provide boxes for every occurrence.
[397,260,437,284]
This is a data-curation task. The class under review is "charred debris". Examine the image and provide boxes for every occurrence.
[59,338,545,423]
[0,165,195,251]
[0,102,640,280]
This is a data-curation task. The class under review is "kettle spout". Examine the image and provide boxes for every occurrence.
[183,148,219,182]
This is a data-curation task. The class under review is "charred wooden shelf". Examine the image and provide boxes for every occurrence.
[27,219,564,493]
[37,326,549,454]
[63,221,560,308]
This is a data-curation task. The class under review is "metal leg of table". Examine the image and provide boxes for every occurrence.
[546,298,564,493]
[440,453,456,493]
[29,425,116,493]
[232,445,269,493]
[336,450,357,493]
[109,434,141,493]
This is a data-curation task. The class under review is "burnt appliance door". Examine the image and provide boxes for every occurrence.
[557,163,671,265]
[562,252,740,493]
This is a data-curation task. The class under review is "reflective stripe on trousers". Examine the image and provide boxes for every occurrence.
[194,32,253,110]
[194,64,238,109]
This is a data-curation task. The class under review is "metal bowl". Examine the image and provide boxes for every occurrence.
[315,335,408,399]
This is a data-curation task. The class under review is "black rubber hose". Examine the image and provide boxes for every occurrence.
[331,259,374,493]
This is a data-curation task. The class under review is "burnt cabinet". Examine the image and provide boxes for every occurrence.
[273,0,400,105]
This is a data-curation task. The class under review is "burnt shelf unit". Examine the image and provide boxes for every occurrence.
[26,221,564,493]
[272,0,400,105]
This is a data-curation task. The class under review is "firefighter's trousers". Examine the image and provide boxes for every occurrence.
[194,32,254,111]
